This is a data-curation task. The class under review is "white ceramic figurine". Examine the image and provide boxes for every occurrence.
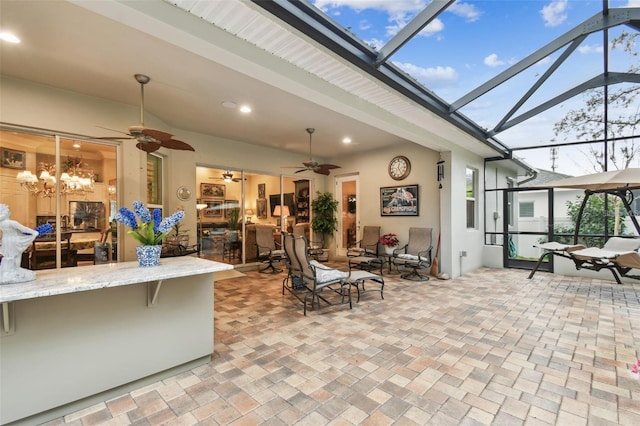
[0,204,38,284]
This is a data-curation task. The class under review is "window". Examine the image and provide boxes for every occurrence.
[147,153,163,207]
[466,168,477,229]
[519,201,534,218]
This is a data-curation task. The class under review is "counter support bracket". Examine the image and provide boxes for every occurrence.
[148,280,163,307]
[1,302,15,335]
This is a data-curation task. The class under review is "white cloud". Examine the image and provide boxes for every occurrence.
[419,18,444,37]
[484,53,504,67]
[365,38,385,50]
[578,44,603,54]
[359,20,371,31]
[535,57,551,66]
[540,0,569,27]
[448,2,481,22]
[393,61,458,87]
[314,0,426,16]
[386,16,444,38]
[625,0,640,6]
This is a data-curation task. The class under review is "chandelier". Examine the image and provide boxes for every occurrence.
[16,161,95,198]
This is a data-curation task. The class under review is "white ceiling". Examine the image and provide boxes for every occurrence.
[0,0,497,160]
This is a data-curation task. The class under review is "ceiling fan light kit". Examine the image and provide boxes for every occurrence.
[95,74,195,153]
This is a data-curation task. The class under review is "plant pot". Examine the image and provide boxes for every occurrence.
[384,245,396,255]
[136,245,162,267]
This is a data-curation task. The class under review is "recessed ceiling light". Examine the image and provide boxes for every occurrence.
[73,143,81,149]
[239,105,252,114]
[0,32,20,43]
[221,101,237,109]
[342,137,352,144]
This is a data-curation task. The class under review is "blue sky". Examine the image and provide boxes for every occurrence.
[311,0,640,175]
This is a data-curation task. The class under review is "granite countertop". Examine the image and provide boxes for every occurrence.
[0,257,232,303]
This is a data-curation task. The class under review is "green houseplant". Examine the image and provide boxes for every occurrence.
[227,207,241,231]
[311,191,338,249]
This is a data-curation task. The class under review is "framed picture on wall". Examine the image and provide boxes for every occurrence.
[1,148,26,170]
[380,185,419,216]
[201,183,225,198]
[256,198,267,219]
[204,200,223,217]
[69,201,105,230]
[258,183,265,199]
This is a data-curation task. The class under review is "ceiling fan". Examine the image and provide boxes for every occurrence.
[283,128,340,175]
[95,74,195,153]
[209,171,244,183]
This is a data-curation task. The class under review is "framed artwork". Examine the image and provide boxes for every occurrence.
[258,183,265,199]
[224,200,239,217]
[256,199,268,219]
[380,185,419,216]
[201,182,225,198]
[69,201,105,230]
[2,148,26,170]
[204,200,223,217]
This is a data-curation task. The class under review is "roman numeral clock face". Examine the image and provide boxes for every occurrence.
[388,156,411,180]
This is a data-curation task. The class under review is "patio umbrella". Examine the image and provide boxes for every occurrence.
[539,168,640,190]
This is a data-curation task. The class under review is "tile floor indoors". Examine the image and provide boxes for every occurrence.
[41,265,640,425]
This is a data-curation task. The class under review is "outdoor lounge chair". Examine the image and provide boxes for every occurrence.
[529,237,640,283]
[611,251,640,281]
[569,237,640,283]
[288,232,351,315]
[392,227,433,281]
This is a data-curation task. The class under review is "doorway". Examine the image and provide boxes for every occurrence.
[336,175,358,257]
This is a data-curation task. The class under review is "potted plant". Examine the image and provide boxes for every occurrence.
[226,207,241,242]
[379,233,400,255]
[114,201,185,266]
[311,191,338,260]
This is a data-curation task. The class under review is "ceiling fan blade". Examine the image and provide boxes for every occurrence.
[295,169,309,174]
[314,168,331,176]
[136,141,161,153]
[318,164,340,170]
[96,125,132,136]
[160,138,195,151]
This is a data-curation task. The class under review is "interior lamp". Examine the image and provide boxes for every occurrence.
[245,209,254,223]
[273,205,290,226]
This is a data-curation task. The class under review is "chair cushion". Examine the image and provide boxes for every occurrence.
[604,237,640,252]
[310,260,348,283]
[397,253,420,261]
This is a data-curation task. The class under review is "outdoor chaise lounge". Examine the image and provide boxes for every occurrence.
[529,237,640,284]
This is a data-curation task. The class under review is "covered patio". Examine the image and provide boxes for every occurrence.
[47,267,640,425]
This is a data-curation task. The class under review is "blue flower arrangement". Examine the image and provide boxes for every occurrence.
[34,223,54,235]
[114,201,185,246]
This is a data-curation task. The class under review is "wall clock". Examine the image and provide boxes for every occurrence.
[388,156,411,180]
[176,186,192,201]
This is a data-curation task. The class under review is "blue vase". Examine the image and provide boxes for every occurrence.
[136,245,162,267]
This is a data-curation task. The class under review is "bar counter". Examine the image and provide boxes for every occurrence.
[0,256,232,425]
